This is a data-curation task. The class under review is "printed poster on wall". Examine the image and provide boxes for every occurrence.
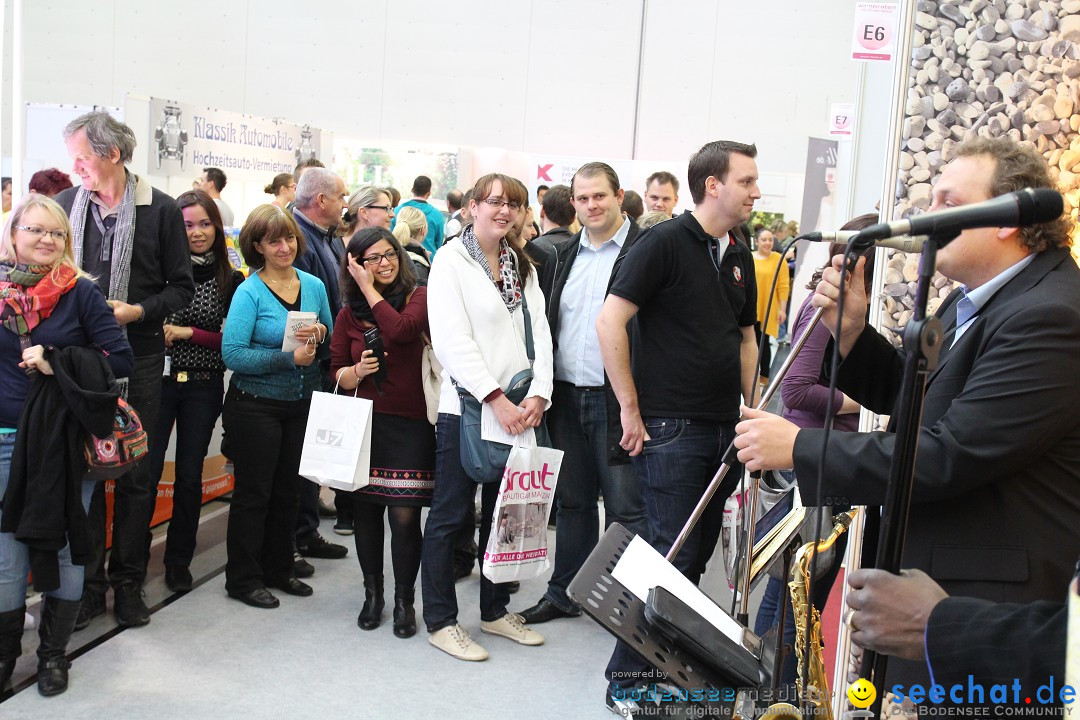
[800,138,839,234]
[851,2,899,62]
[147,97,323,181]
[528,155,638,201]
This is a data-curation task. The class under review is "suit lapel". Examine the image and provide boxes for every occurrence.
[928,293,960,384]
[925,248,1066,384]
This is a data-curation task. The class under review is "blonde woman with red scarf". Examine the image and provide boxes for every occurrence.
[0,194,131,696]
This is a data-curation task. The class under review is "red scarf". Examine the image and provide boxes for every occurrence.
[0,263,80,335]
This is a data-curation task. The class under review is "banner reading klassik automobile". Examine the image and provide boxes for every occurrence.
[147,97,323,181]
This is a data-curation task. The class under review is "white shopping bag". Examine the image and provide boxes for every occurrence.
[299,390,373,492]
[482,443,564,584]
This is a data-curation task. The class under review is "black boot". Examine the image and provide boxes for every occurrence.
[356,574,384,631]
[0,606,25,690]
[392,585,416,639]
[36,597,80,697]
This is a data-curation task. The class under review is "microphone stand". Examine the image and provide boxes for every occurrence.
[852,231,951,717]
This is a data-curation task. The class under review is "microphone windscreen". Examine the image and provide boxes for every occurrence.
[1018,187,1064,226]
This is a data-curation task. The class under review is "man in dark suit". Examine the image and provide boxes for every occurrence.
[845,566,1070,697]
[734,136,1080,694]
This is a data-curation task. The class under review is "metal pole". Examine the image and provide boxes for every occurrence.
[11,0,24,206]
[630,0,648,159]
[665,305,826,571]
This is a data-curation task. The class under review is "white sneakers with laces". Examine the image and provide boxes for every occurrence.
[480,612,545,646]
[429,623,489,661]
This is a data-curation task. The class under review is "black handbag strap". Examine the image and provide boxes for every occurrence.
[520,288,534,366]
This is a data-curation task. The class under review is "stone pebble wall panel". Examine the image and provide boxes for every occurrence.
[884,0,1080,337]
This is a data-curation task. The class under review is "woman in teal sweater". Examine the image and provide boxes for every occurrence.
[221,205,333,609]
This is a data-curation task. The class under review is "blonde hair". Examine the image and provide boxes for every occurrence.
[339,185,391,237]
[392,206,427,246]
[0,194,88,278]
[637,211,671,231]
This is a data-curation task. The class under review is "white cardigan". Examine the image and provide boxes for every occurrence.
[427,239,554,416]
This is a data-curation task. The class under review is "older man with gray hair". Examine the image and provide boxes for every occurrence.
[55,110,194,630]
[289,167,351,564]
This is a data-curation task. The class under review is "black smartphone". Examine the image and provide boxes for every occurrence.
[363,327,388,394]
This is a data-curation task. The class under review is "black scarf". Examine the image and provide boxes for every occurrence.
[348,283,408,324]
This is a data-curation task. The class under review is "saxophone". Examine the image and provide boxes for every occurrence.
[766,509,859,720]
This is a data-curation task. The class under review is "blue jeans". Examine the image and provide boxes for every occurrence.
[421,413,510,632]
[149,374,224,567]
[544,383,646,612]
[0,433,96,611]
[605,416,741,689]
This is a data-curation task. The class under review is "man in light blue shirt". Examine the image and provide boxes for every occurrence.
[518,162,647,625]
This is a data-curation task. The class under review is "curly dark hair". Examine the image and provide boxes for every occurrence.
[952,137,1072,252]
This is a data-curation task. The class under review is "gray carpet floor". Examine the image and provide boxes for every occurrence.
[2,502,759,720]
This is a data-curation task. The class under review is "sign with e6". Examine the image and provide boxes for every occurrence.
[851,2,899,62]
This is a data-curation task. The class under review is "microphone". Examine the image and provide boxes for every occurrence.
[803,230,928,253]
[855,188,1063,243]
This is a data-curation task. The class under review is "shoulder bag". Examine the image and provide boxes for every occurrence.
[455,289,547,482]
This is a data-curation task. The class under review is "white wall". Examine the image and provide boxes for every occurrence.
[3,0,887,224]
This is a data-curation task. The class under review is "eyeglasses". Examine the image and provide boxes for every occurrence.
[15,225,68,242]
[482,198,522,211]
[364,205,391,212]
[362,250,399,266]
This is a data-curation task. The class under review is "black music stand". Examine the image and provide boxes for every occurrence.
[568,523,776,715]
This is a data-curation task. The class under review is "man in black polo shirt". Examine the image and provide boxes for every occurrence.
[595,140,760,714]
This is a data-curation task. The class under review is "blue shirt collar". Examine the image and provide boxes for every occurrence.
[580,215,630,251]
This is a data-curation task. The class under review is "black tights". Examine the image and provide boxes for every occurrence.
[352,497,422,587]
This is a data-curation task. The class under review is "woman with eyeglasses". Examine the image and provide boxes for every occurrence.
[0,195,132,696]
[330,226,432,638]
[264,173,296,210]
[221,205,333,609]
[329,185,397,535]
[421,173,553,662]
[149,190,244,594]
[341,186,395,243]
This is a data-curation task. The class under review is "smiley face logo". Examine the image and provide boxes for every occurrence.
[847,678,877,709]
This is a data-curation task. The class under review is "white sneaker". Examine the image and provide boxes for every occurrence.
[429,624,489,661]
[481,612,544,646]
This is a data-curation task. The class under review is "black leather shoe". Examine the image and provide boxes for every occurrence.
[228,587,280,609]
[297,534,348,559]
[293,553,315,578]
[165,565,193,593]
[266,577,313,597]
[73,593,105,631]
[113,584,150,627]
[518,597,581,624]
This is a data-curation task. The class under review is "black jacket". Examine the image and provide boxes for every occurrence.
[794,247,1080,691]
[1,346,120,591]
[56,185,194,358]
[541,221,642,463]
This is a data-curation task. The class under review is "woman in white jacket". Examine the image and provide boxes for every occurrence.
[421,174,554,661]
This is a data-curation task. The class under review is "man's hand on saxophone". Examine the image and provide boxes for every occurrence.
[844,568,948,662]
